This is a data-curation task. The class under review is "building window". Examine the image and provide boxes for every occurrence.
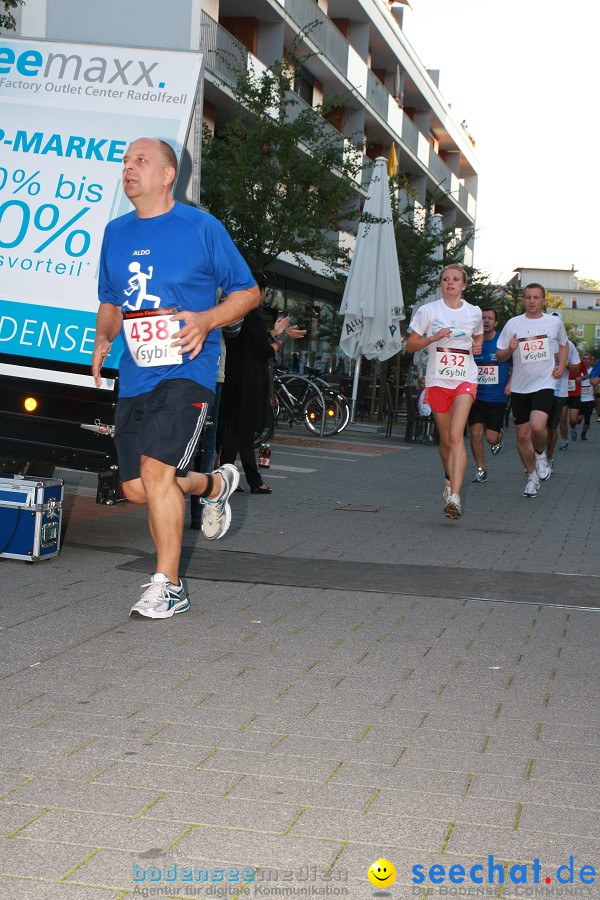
[571,298,577,308]
[294,66,314,106]
[577,324,585,338]
[595,298,600,308]
[595,325,600,340]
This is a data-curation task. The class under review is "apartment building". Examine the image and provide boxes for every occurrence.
[511,267,600,350]
[13,0,478,369]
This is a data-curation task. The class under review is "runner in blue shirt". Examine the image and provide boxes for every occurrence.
[92,138,260,619]
[468,308,511,483]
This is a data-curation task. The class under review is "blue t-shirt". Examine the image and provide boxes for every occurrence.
[589,361,600,380]
[474,332,511,402]
[98,202,255,397]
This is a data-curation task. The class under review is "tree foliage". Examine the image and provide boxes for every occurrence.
[1,0,23,31]
[200,49,363,279]
[578,277,600,291]
[389,177,478,316]
[487,283,524,328]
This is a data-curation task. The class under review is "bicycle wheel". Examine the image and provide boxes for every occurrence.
[303,392,347,436]
[330,392,350,434]
[254,402,277,449]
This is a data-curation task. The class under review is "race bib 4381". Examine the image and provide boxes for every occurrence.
[122,307,182,367]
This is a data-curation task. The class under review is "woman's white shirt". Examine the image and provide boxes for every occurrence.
[409,298,483,388]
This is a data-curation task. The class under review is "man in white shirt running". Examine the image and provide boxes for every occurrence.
[496,283,567,498]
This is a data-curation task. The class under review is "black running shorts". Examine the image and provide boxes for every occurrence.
[510,389,554,426]
[547,396,565,430]
[115,378,213,483]
[580,401,595,425]
[468,398,506,433]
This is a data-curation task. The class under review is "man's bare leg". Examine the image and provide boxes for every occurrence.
[124,461,224,584]
[516,422,535,474]
[470,422,485,470]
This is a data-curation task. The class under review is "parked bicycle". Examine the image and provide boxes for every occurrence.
[254,366,349,446]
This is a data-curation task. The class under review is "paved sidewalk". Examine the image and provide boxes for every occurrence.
[1,422,599,899]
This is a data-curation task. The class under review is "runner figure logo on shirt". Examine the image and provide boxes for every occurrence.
[122,262,162,311]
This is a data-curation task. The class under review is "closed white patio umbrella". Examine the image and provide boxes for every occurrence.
[339,156,404,419]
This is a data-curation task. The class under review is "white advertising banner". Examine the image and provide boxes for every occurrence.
[0,39,203,369]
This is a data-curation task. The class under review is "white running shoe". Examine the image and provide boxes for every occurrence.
[443,482,452,505]
[535,453,552,481]
[130,573,189,619]
[201,463,240,540]
[523,475,540,498]
[444,493,462,519]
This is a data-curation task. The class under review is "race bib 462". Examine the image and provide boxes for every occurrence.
[518,335,549,364]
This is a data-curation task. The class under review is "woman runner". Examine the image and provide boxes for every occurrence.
[406,264,483,519]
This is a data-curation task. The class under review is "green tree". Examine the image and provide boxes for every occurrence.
[389,179,478,317]
[1,0,23,31]
[488,282,524,328]
[200,50,364,279]
[578,278,600,290]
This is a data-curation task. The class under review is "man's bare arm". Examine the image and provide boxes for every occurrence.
[92,302,123,387]
[172,286,261,360]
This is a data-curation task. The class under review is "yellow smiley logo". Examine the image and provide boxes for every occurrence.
[368,858,396,888]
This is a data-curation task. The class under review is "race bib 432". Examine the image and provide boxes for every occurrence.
[435,347,470,382]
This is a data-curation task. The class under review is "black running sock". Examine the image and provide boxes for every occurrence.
[198,474,214,499]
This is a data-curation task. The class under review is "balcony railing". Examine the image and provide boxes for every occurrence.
[199,11,249,89]
[400,112,419,156]
[366,69,389,120]
[428,146,451,190]
[285,0,349,74]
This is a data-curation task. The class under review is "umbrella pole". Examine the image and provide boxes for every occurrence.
[351,355,361,423]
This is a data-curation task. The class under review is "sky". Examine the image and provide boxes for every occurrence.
[402,0,598,284]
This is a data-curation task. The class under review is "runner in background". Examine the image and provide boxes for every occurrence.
[496,285,567,498]
[468,307,511,483]
[406,264,483,519]
[564,356,588,442]
[547,338,580,470]
[578,352,596,440]
[590,356,600,422]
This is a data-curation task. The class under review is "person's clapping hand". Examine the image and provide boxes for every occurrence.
[273,316,291,336]
[286,325,307,339]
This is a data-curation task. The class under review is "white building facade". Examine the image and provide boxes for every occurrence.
[12,0,478,369]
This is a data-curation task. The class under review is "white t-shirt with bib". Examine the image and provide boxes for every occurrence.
[409,298,483,389]
[554,340,579,399]
[497,313,567,393]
